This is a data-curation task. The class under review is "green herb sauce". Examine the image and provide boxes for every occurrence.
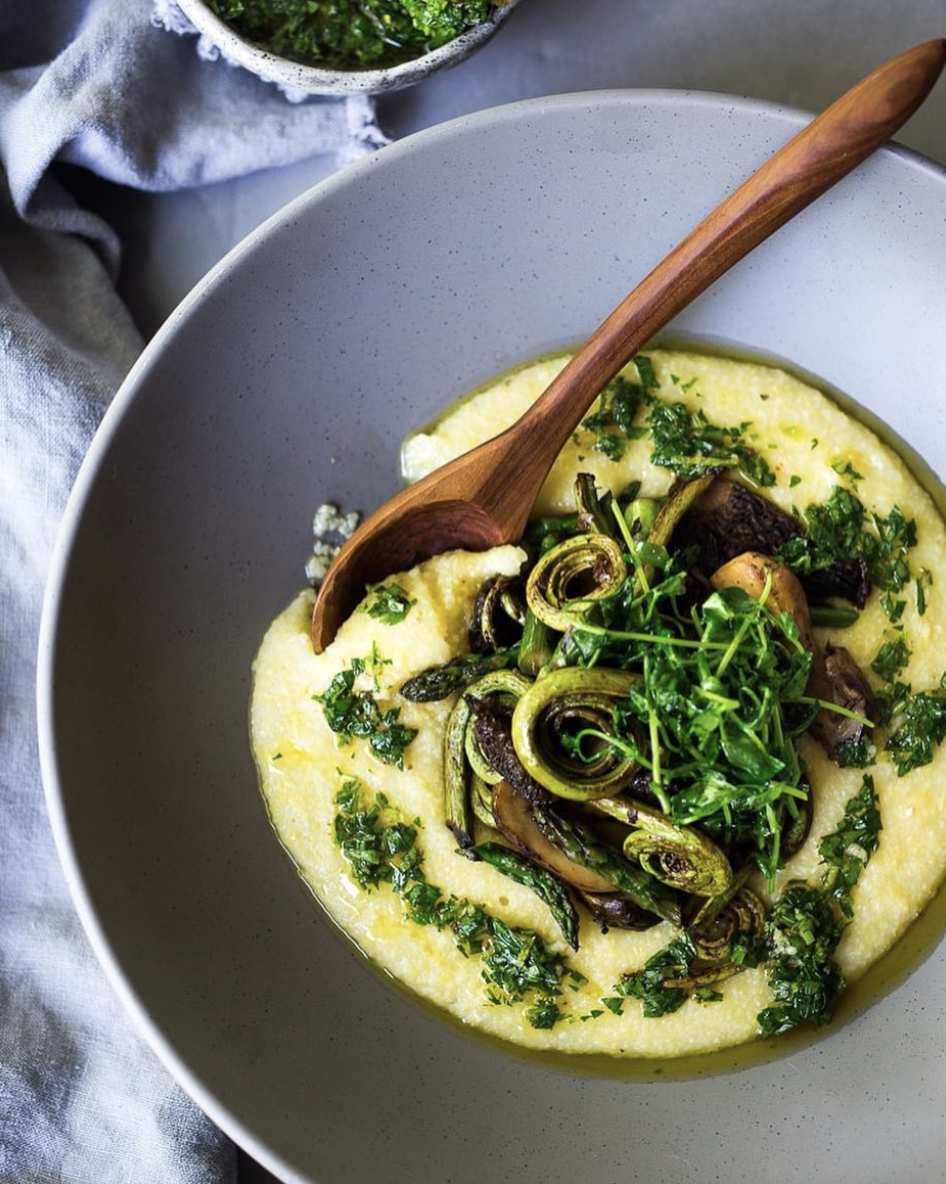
[360,582,417,625]
[333,778,583,1027]
[582,360,776,486]
[314,649,418,768]
[207,0,496,70]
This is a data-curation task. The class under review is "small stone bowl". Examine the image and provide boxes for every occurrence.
[175,0,520,95]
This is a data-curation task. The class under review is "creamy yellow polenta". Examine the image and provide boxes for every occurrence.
[250,349,946,1058]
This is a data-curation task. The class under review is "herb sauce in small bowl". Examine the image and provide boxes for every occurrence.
[176,0,520,95]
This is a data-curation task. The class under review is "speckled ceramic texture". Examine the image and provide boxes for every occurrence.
[176,0,519,94]
[39,93,946,1184]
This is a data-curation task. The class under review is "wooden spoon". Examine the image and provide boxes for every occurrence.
[312,38,946,652]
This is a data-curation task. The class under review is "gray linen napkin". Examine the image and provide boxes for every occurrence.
[0,2,385,1179]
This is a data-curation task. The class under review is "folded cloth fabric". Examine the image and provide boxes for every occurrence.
[0,2,386,1180]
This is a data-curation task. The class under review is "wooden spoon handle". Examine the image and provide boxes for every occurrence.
[482,38,946,517]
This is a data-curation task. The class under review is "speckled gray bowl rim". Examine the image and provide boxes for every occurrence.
[37,89,946,1184]
[176,0,519,94]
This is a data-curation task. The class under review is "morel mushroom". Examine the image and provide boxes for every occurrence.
[808,642,875,763]
[680,478,871,607]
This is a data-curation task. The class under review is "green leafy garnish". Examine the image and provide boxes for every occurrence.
[607,931,697,1018]
[831,458,864,485]
[333,780,580,1028]
[647,400,776,487]
[818,775,881,918]
[581,356,774,486]
[468,913,578,1013]
[315,656,417,768]
[873,506,919,591]
[833,734,876,769]
[871,632,911,682]
[613,772,881,1031]
[608,917,764,1018]
[880,593,906,623]
[581,370,652,461]
[570,558,814,885]
[757,883,845,1036]
[756,775,880,1035]
[361,582,417,625]
[885,685,946,775]
[400,0,492,42]
[332,780,420,890]
[780,487,917,601]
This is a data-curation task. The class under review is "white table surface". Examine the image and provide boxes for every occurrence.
[79,1,946,1178]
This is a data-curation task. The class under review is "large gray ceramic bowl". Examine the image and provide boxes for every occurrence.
[38,91,946,1183]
